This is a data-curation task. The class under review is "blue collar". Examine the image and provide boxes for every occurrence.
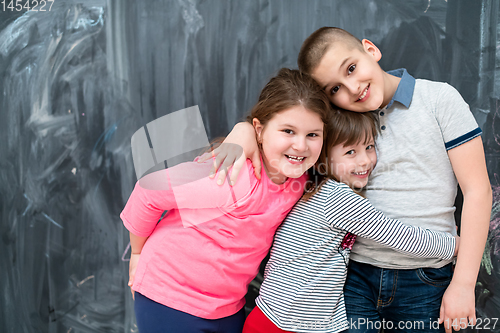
[385,68,415,109]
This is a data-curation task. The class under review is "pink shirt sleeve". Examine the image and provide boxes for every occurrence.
[121,159,252,237]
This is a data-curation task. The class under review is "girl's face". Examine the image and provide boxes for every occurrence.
[253,106,324,184]
[329,137,377,189]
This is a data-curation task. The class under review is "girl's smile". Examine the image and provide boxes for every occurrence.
[254,105,324,185]
[285,154,306,164]
[329,138,377,189]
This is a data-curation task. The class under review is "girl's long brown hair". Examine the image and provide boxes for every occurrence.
[246,68,331,128]
[207,68,331,193]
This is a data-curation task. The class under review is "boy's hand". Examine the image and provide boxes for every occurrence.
[198,122,261,185]
[128,253,141,299]
[438,281,476,332]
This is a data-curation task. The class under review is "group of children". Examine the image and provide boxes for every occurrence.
[121,27,492,333]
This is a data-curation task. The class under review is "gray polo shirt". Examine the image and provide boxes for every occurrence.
[350,69,482,269]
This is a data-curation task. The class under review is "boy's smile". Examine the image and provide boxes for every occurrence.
[311,39,400,113]
[357,84,370,102]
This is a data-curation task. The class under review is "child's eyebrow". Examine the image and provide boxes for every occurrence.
[320,57,352,91]
[339,57,351,71]
[281,123,323,132]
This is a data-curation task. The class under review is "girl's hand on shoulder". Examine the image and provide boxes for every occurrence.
[198,122,261,186]
[128,253,141,299]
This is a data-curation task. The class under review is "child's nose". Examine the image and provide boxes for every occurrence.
[292,137,307,151]
[358,152,372,166]
[345,80,360,95]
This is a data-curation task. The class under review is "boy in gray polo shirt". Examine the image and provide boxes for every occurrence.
[300,27,491,332]
[201,28,492,332]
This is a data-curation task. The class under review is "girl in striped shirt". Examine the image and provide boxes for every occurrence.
[242,110,459,333]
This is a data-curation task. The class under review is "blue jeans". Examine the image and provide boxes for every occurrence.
[344,260,453,333]
[134,292,246,333]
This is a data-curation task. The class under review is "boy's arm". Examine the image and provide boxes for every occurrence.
[198,122,261,185]
[439,136,492,332]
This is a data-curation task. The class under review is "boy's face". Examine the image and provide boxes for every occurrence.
[311,40,386,112]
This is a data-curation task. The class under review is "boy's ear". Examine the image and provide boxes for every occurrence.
[361,39,382,62]
[252,118,264,143]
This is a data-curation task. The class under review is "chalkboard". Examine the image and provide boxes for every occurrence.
[1,0,499,332]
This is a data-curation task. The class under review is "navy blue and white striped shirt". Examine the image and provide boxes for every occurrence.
[255,179,455,333]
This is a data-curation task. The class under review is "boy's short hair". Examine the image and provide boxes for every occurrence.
[298,27,364,75]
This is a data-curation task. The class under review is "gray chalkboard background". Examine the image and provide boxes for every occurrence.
[1,0,499,332]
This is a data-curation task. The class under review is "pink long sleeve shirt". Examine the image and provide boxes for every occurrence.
[121,158,306,319]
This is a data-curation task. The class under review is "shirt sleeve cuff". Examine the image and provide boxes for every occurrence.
[120,212,154,237]
[445,127,482,151]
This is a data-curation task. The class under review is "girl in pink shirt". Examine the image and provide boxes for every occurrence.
[120,68,331,333]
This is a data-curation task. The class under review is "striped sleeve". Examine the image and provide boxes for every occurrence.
[324,184,456,260]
